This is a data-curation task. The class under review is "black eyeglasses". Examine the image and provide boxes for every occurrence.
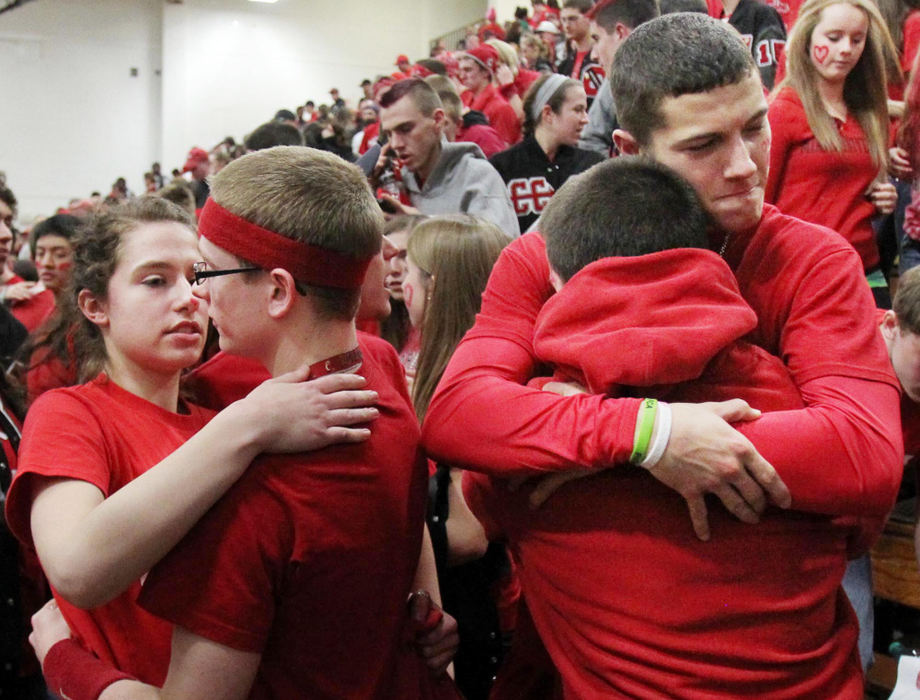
[192,261,261,286]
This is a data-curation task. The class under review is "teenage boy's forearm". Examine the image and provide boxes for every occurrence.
[735,374,902,516]
[422,335,640,475]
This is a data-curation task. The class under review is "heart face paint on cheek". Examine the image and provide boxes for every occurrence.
[404,283,414,308]
[813,44,829,63]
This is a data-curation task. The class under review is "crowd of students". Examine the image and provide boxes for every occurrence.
[3,0,920,697]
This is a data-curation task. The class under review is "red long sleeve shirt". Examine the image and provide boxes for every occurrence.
[766,87,882,271]
[423,204,902,516]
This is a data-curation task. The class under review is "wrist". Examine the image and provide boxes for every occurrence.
[212,399,266,463]
[629,398,658,465]
[43,638,134,700]
[641,402,671,469]
[629,399,672,468]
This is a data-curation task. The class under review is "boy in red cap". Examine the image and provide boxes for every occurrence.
[458,45,521,145]
[181,147,210,210]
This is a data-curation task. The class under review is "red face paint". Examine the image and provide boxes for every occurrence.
[812,44,829,63]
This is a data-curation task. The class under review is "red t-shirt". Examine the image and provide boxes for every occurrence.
[184,351,269,411]
[462,84,522,146]
[26,342,78,405]
[424,205,902,696]
[359,122,380,156]
[5,375,215,685]
[514,68,541,98]
[140,337,454,698]
[904,11,920,75]
[456,123,508,159]
[4,276,56,333]
[766,87,882,271]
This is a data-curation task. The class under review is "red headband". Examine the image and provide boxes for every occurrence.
[197,198,371,290]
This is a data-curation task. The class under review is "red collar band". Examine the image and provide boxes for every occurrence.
[307,346,363,379]
[197,198,371,290]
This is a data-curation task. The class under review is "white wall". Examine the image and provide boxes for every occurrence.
[0,0,486,223]
[0,0,163,221]
[160,0,486,166]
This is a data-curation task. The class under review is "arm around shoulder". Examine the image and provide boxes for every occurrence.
[421,235,641,475]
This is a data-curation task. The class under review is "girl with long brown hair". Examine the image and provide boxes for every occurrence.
[766,0,901,304]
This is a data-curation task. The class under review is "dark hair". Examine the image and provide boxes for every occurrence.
[12,259,36,282]
[611,14,756,146]
[0,185,16,214]
[659,0,708,13]
[32,214,81,253]
[274,108,297,122]
[244,121,304,151]
[541,157,709,281]
[157,180,196,217]
[415,59,448,76]
[379,78,443,116]
[589,0,660,31]
[563,0,593,11]
[522,75,581,134]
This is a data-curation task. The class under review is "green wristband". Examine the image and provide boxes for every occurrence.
[629,398,658,464]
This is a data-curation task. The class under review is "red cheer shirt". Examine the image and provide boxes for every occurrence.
[140,336,454,699]
[5,375,215,685]
[766,87,882,271]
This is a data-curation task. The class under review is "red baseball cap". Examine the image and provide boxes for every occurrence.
[463,44,500,75]
[182,147,209,173]
[395,54,410,65]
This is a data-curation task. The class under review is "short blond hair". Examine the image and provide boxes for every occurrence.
[210,146,383,319]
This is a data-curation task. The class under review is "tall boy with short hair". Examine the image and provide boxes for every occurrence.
[425,13,902,697]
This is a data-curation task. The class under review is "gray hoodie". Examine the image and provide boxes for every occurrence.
[578,77,617,156]
[402,141,519,237]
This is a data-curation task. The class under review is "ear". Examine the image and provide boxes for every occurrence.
[612,128,640,155]
[77,288,109,328]
[432,108,446,130]
[880,309,899,341]
[541,102,555,124]
[266,268,299,320]
[548,267,565,293]
[615,22,630,39]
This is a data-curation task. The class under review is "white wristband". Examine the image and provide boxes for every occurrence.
[640,401,671,469]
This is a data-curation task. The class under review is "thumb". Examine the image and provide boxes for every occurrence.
[267,364,311,385]
[407,590,432,623]
[706,398,761,423]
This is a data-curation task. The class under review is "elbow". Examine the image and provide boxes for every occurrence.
[45,558,114,610]
[862,437,904,516]
[446,532,489,567]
